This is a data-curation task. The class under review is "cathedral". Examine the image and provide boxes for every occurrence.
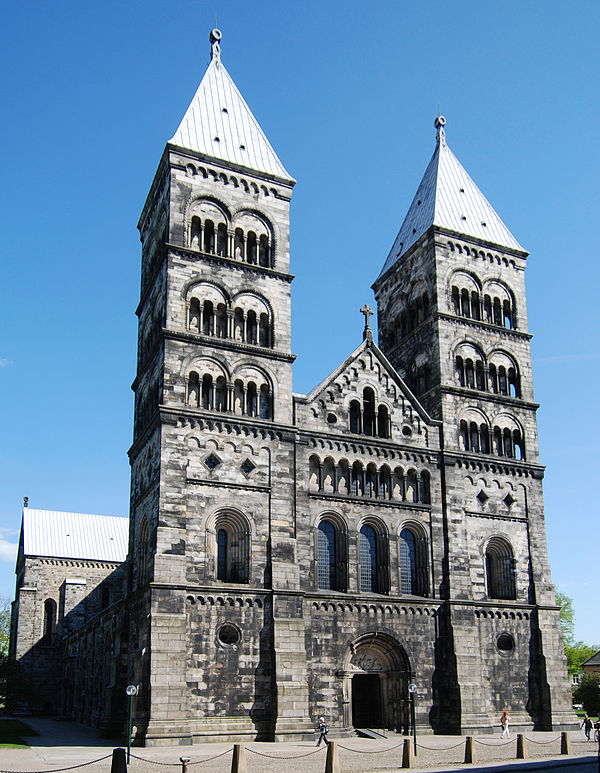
[10,29,576,744]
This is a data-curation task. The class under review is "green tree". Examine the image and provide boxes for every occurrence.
[0,598,10,657]
[555,591,575,646]
[573,673,600,716]
[555,591,599,678]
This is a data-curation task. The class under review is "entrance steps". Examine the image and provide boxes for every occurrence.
[355,728,388,739]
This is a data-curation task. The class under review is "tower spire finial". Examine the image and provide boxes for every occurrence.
[360,304,374,342]
[435,114,446,145]
[210,28,222,63]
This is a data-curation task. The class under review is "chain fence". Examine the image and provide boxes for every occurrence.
[0,732,597,773]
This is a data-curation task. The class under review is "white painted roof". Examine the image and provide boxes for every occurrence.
[169,31,293,182]
[378,118,524,278]
[22,508,128,562]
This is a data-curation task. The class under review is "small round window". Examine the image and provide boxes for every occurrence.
[326,413,337,424]
[402,426,412,437]
[497,633,515,652]
[218,623,241,646]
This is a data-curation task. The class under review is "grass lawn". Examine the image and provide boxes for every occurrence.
[0,718,38,748]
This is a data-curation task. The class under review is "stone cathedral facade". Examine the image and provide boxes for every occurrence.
[12,30,576,744]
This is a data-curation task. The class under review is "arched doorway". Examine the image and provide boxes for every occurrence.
[341,632,411,732]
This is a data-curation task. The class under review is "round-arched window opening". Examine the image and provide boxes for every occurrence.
[497,633,515,652]
[218,623,241,646]
[402,426,412,437]
[327,413,337,424]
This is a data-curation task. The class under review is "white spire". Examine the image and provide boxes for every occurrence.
[169,29,293,182]
[378,116,524,278]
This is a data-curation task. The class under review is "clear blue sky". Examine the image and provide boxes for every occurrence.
[2,0,598,645]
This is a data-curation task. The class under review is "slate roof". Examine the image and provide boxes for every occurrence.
[582,650,600,667]
[378,117,524,279]
[169,30,293,182]
[21,508,128,563]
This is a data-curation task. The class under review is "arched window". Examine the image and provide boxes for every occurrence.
[204,220,215,253]
[188,298,201,331]
[399,529,416,595]
[365,464,377,498]
[349,400,361,434]
[217,528,228,581]
[246,311,257,344]
[234,228,244,259]
[190,216,201,249]
[471,291,481,320]
[217,223,228,256]
[420,471,431,504]
[351,461,364,496]
[456,356,465,386]
[484,294,492,323]
[247,232,257,263]
[469,421,480,453]
[399,527,427,596]
[377,405,389,438]
[317,520,337,590]
[215,377,227,412]
[508,368,520,398]
[362,388,376,436]
[215,304,227,338]
[379,466,391,499]
[451,286,460,314]
[359,525,378,593]
[214,512,250,583]
[475,361,485,390]
[461,289,471,318]
[247,382,258,417]
[485,537,516,600]
[187,372,200,407]
[258,313,270,347]
[201,374,213,410]
[258,235,270,266]
[203,301,214,335]
[43,599,56,642]
[480,423,490,454]
[259,384,271,419]
[465,359,475,389]
[503,300,513,329]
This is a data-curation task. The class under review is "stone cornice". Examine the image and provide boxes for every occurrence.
[444,451,545,478]
[441,385,539,411]
[168,244,294,284]
[309,491,432,512]
[162,329,296,363]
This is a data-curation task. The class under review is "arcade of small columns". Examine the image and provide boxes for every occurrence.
[309,455,432,504]
[187,299,273,348]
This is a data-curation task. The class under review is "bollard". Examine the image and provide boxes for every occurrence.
[325,740,340,773]
[464,736,475,764]
[111,748,127,773]
[230,743,247,773]
[516,733,526,759]
[180,757,190,773]
[561,731,570,755]
[402,737,412,768]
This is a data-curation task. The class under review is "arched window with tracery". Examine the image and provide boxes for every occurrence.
[317,520,337,590]
[485,537,516,600]
[359,525,378,593]
[399,527,427,596]
[362,388,376,436]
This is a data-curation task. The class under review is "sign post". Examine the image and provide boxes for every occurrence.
[408,682,418,756]
[125,684,138,763]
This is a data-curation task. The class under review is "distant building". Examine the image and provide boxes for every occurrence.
[582,651,600,675]
[11,28,576,743]
[9,508,127,714]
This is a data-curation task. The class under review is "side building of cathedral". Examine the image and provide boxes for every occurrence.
[10,29,575,743]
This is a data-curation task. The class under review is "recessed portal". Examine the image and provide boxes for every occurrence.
[352,673,381,728]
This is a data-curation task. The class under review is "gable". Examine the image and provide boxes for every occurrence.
[295,341,438,447]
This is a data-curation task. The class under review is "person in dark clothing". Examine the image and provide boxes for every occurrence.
[316,716,330,746]
[582,714,593,740]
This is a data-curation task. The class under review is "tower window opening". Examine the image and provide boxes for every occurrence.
[359,525,378,593]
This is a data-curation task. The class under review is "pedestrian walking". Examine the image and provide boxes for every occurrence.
[581,714,593,740]
[316,716,330,746]
[500,710,510,738]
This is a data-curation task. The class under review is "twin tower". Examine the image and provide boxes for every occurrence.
[70,30,574,742]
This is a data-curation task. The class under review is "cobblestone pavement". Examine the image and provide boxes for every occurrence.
[0,719,597,773]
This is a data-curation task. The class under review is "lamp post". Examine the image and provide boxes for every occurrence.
[125,684,138,764]
[408,682,418,756]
